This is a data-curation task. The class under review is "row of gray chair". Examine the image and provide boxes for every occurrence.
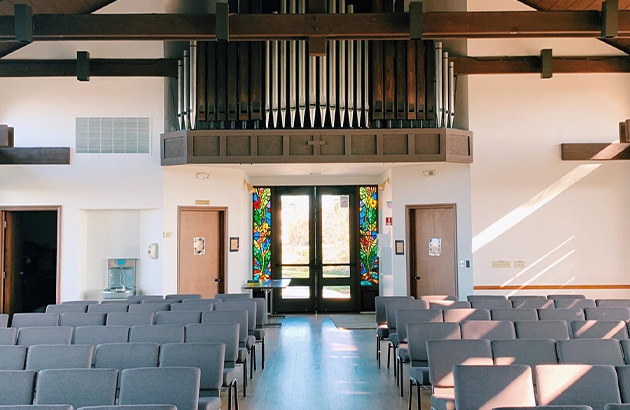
[0,405,176,410]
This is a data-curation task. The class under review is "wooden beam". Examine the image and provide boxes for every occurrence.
[0,147,70,165]
[0,125,14,148]
[308,37,326,56]
[602,0,619,39]
[0,11,629,42]
[76,51,90,81]
[216,2,229,42]
[409,2,423,40]
[450,56,630,75]
[0,59,178,77]
[540,48,553,79]
[14,4,33,44]
[620,120,630,143]
[561,143,630,161]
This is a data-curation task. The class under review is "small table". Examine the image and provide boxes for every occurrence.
[242,279,292,318]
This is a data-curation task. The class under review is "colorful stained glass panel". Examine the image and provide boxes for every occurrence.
[359,186,379,286]
[253,187,272,281]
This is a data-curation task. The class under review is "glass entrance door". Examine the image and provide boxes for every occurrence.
[273,186,358,313]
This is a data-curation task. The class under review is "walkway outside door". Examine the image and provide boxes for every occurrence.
[178,207,226,297]
[273,186,358,313]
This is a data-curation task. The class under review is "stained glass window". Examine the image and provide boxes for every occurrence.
[253,187,272,281]
[359,186,379,286]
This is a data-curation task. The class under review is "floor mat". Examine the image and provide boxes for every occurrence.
[328,313,376,330]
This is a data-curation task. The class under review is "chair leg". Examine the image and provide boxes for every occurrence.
[251,347,255,378]
[377,336,381,368]
[228,382,232,410]
[408,379,413,410]
[376,334,379,360]
[243,358,247,397]
[400,359,404,397]
[416,380,421,410]
[233,379,239,410]
[262,337,265,370]
[387,342,391,369]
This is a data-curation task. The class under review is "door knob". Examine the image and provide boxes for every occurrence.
[215,278,222,282]
[415,276,421,280]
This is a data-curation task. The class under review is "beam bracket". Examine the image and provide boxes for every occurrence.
[409,2,423,40]
[620,119,630,143]
[540,49,553,79]
[0,125,14,148]
[77,51,90,81]
[309,37,326,56]
[602,0,619,38]
[14,4,33,43]
[216,2,229,42]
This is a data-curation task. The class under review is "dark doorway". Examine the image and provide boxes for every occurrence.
[2,210,58,316]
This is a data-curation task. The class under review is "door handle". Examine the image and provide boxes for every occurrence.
[215,278,222,282]
[415,276,421,280]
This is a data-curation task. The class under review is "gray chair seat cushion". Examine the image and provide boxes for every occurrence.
[253,328,265,340]
[389,333,399,345]
[198,397,221,410]
[246,335,255,349]
[377,325,389,339]
[397,344,409,362]
[237,348,248,363]
[222,367,236,387]
[409,366,430,385]
[432,388,456,410]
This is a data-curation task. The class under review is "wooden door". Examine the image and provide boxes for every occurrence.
[2,212,23,316]
[408,205,457,297]
[178,208,226,298]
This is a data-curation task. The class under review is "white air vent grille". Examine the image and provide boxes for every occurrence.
[76,117,150,154]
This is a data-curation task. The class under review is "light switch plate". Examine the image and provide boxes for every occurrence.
[514,261,525,269]
[163,231,173,238]
[491,261,511,269]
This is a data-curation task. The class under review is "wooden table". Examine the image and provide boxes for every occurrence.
[242,278,292,317]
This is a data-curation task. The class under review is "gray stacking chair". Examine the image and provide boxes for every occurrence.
[1,406,73,410]
[470,299,512,309]
[127,295,164,303]
[129,325,184,344]
[74,325,130,345]
[572,320,629,339]
[79,406,175,410]
[467,295,508,302]
[443,308,491,323]
[429,300,472,309]
[159,343,225,410]
[252,298,267,370]
[615,365,630,402]
[128,303,170,313]
[417,295,457,302]
[62,300,99,305]
[59,313,106,330]
[427,339,493,410]
[106,312,154,326]
[585,307,630,321]
[0,370,36,404]
[394,309,443,395]
[94,342,159,385]
[87,304,129,314]
[554,299,596,309]
[35,369,118,408]
[183,298,218,305]
[498,406,593,410]
[16,326,72,347]
[492,339,558,369]
[453,365,535,410]
[46,304,87,314]
[11,314,59,329]
[215,294,251,301]
[512,299,555,309]
[0,314,8,328]
[557,339,624,365]
[538,308,585,323]
[26,344,93,371]
[607,405,630,410]
[0,328,17,345]
[0,346,27,370]
[491,308,538,321]
[620,340,630,364]
[460,320,515,340]
[189,321,241,398]
[597,299,630,308]
[155,311,202,325]
[406,322,461,410]
[548,294,587,300]
[101,300,135,304]
[216,301,257,373]
[374,296,413,367]
[508,295,547,301]
[535,364,621,410]
[203,310,250,386]
[171,303,213,312]
[165,294,202,302]
[118,367,201,410]
[514,320,570,340]
[384,299,428,372]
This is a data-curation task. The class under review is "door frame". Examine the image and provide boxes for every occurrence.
[177,206,228,295]
[405,204,458,298]
[0,206,62,309]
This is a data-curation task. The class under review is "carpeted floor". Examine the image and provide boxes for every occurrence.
[328,313,376,329]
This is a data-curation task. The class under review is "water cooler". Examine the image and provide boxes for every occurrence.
[102,258,137,299]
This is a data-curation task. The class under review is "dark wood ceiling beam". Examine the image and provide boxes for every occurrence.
[0,59,178,77]
[0,147,70,165]
[0,11,629,41]
[451,55,630,74]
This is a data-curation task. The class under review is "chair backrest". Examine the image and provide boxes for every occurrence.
[430,300,472,310]
[453,365,535,410]
[0,370,36,405]
[0,314,8,328]
[154,311,201,326]
[548,294,587,300]
[470,299,513,309]
[1,405,73,410]
[11,314,59,329]
[0,328,17,345]
[129,325,184,344]
[46,304,87,314]
[127,295,164,303]
[374,296,414,324]
[615,365,630,402]
[492,339,558,367]
[514,320,570,340]
[557,339,625,365]
[184,323,239,365]
[417,295,457,301]
[535,364,621,410]
[87,304,129,314]
[467,295,508,302]
[620,340,630,364]
[427,339,493,388]
[215,300,257,331]
[165,294,202,302]
[491,308,538,321]
[395,309,443,343]
[443,308,491,323]
[128,304,170,313]
[118,367,200,410]
[508,295,548,301]
[571,320,629,340]
[59,313,106,329]
[62,300,99,305]
[584,307,630,321]
[538,308,585,323]
[35,369,118,408]
[74,325,130,345]
[202,310,248,344]
[94,343,159,376]
[554,299,596,309]
[78,406,175,410]
[384,299,429,330]
[159,342,225,392]
[253,297,267,327]
[106,312,154,326]
[182,298,217,305]
[460,320,515,340]
[16,327,72,347]
[215,293,251,301]
[597,300,630,308]
[26,344,93,371]
[170,303,213,312]
[512,299,555,309]
[407,322,461,363]
[101,300,135,304]
[0,346,27,370]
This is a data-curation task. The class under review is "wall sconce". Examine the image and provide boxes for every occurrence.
[378,177,390,190]
[196,172,209,180]
[243,179,255,193]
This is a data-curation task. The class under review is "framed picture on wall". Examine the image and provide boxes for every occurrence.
[395,240,404,255]
[229,237,239,252]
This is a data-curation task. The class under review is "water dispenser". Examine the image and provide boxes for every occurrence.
[102,258,137,299]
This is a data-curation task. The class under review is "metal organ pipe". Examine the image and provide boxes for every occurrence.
[328,0,337,127]
[279,0,287,128]
[347,4,355,128]
[298,0,306,127]
[338,0,346,127]
[319,53,327,127]
[265,41,271,128]
[364,41,369,128]
[442,51,449,129]
[356,35,362,128]
[272,17,279,128]
[190,41,197,129]
[449,61,455,128]
[183,49,190,130]
[309,53,317,127]
[435,42,442,128]
[178,59,184,130]
[289,0,297,128]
